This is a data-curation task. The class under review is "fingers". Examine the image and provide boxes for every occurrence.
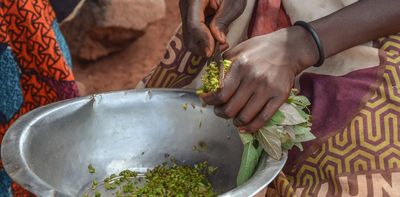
[185,24,214,57]
[214,77,255,119]
[180,0,214,57]
[232,88,271,127]
[241,95,287,132]
[204,46,291,132]
[220,42,229,51]
[210,0,247,44]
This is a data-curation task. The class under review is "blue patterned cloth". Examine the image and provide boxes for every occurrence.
[0,46,23,124]
[52,21,73,68]
[0,163,12,197]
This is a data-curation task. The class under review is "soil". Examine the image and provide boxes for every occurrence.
[73,0,180,95]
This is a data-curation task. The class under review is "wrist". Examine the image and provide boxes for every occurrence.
[289,25,320,72]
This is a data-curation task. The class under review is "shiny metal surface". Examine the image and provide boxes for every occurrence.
[1,89,286,197]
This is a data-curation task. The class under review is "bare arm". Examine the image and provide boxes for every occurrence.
[305,0,400,65]
[201,0,400,131]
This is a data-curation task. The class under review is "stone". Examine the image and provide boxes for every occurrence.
[60,0,166,61]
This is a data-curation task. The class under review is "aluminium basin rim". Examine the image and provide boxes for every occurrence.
[1,89,287,197]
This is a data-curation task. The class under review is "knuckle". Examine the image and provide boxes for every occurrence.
[276,88,290,98]
[261,111,272,122]
[216,92,229,103]
[237,56,250,71]
[238,55,249,65]
[253,72,267,84]
[223,107,236,118]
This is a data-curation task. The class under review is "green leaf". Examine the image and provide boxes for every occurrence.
[294,142,304,151]
[239,133,255,145]
[289,95,311,109]
[283,126,296,141]
[236,141,263,186]
[294,125,316,142]
[295,107,311,122]
[279,103,307,125]
[266,110,285,126]
[281,140,294,151]
[256,127,282,160]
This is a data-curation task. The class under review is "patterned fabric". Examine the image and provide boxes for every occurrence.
[0,169,12,197]
[281,35,400,196]
[0,0,79,196]
[0,46,22,123]
[142,28,208,89]
[137,0,400,196]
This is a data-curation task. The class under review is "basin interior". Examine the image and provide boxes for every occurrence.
[21,91,243,196]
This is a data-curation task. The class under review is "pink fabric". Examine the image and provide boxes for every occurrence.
[248,0,291,37]
[286,65,383,164]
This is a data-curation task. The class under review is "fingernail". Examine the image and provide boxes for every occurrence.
[233,119,244,126]
[214,108,222,116]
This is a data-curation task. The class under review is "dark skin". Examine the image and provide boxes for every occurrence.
[180,0,400,132]
[179,0,247,56]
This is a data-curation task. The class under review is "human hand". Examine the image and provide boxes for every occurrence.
[201,26,319,132]
[179,0,247,57]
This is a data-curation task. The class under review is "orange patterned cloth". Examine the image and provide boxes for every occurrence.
[0,0,78,196]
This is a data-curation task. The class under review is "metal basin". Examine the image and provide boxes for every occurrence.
[1,89,286,197]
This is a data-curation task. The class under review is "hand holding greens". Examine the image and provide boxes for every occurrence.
[197,60,315,186]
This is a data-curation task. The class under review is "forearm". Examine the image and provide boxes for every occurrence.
[311,0,400,58]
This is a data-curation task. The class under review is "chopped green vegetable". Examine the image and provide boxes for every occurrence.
[85,161,216,196]
[182,103,188,110]
[95,191,101,197]
[88,164,96,174]
[193,141,208,152]
[196,60,231,94]
[91,179,98,190]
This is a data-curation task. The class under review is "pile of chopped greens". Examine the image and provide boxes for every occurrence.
[196,60,231,94]
[84,161,217,197]
[196,60,316,186]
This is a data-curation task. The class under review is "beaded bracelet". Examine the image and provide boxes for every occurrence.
[294,21,325,67]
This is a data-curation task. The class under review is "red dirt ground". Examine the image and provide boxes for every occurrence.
[73,0,180,95]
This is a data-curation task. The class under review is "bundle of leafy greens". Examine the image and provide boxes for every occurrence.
[196,60,315,186]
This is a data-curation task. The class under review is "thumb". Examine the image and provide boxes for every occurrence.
[210,0,247,44]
